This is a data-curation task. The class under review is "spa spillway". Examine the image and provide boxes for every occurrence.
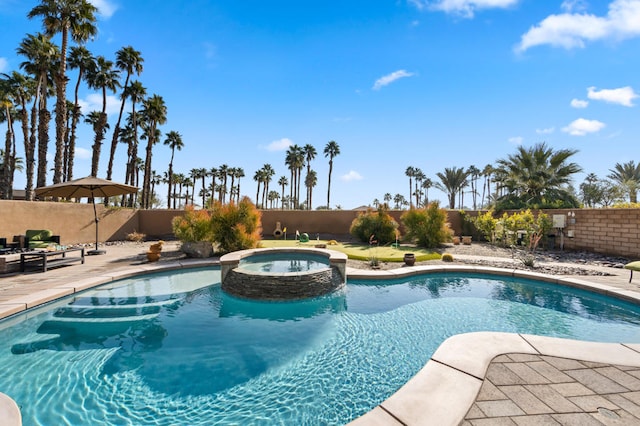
[220,247,347,300]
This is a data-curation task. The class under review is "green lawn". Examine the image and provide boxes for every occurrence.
[258,239,441,262]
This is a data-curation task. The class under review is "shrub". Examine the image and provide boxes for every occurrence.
[172,205,214,242]
[401,202,452,249]
[441,253,454,262]
[209,196,262,254]
[126,230,146,243]
[349,207,399,244]
[473,210,497,243]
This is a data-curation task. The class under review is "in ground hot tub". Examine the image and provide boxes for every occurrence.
[220,248,347,300]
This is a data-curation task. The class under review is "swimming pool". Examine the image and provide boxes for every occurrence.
[1,268,639,425]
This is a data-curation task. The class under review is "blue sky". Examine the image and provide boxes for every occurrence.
[1,0,639,209]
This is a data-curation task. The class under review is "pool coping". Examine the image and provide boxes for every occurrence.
[1,262,640,426]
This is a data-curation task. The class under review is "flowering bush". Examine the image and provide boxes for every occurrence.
[171,206,214,242]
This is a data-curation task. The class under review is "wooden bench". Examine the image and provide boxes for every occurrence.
[20,247,85,273]
[624,261,640,283]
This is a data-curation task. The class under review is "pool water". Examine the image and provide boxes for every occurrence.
[238,252,330,273]
[1,269,640,425]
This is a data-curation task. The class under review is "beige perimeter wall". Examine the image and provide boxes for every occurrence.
[1,201,638,258]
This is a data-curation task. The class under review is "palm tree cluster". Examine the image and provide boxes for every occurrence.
[0,0,181,209]
[384,143,638,211]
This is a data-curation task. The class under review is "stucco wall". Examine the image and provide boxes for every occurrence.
[1,201,638,258]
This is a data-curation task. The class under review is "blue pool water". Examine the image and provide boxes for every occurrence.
[1,268,640,425]
[238,252,329,273]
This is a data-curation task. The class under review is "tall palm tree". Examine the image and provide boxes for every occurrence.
[86,55,121,178]
[435,167,469,209]
[481,164,494,208]
[217,164,229,203]
[260,163,275,208]
[324,140,340,210]
[285,144,304,209]
[18,32,58,190]
[608,161,640,203]
[305,169,317,209]
[28,0,97,185]
[1,72,33,198]
[405,166,416,208]
[421,177,432,206]
[163,130,183,209]
[253,168,264,208]
[233,167,244,203]
[139,94,167,209]
[121,81,146,206]
[107,46,144,182]
[66,45,94,181]
[383,192,392,209]
[303,144,316,209]
[0,83,16,199]
[413,168,424,207]
[493,142,582,209]
[467,165,480,210]
[278,175,288,209]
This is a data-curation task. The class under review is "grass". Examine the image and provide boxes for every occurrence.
[258,238,441,263]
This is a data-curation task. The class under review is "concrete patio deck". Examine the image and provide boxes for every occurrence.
[1,242,639,425]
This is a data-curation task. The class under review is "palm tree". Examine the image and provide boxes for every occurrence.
[1,72,33,198]
[122,81,146,205]
[608,161,640,203]
[106,46,144,182]
[267,190,280,209]
[163,130,183,209]
[18,32,59,190]
[467,165,480,210]
[253,168,263,208]
[217,164,229,203]
[285,145,304,208]
[383,192,392,209]
[493,142,582,209]
[303,144,316,210]
[421,177,432,206]
[233,167,244,203]
[260,163,275,208]
[481,164,494,208]
[278,175,288,209]
[28,0,98,185]
[435,167,469,209]
[66,45,94,181]
[139,94,167,209]
[324,140,340,209]
[305,169,317,209]
[85,55,121,178]
[405,166,416,208]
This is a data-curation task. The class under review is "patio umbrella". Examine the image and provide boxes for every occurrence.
[35,176,138,255]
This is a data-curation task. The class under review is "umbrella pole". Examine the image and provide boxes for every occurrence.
[87,194,106,255]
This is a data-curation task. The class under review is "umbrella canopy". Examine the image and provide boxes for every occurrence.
[35,176,138,255]
[35,175,138,199]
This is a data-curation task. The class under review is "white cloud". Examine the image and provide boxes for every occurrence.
[89,0,118,18]
[0,57,8,73]
[587,86,638,106]
[78,93,120,116]
[571,98,589,108]
[508,136,523,144]
[536,127,555,134]
[562,118,606,135]
[74,147,92,160]
[265,138,293,151]
[516,0,640,52]
[372,70,415,90]
[561,0,588,13]
[340,170,363,182]
[409,0,519,18]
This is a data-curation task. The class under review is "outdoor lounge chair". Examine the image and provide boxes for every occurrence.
[624,261,640,283]
[24,230,60,249]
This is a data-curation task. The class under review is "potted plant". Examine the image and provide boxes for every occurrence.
[171,206,215,258]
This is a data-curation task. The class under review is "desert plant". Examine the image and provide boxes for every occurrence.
[401,202,452,249]
[349,207,399,244]
[441,253,454,262]
[126,230,146,243]
[209,196,262,254]
[473,210,498,243]
[172,205,214,242]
